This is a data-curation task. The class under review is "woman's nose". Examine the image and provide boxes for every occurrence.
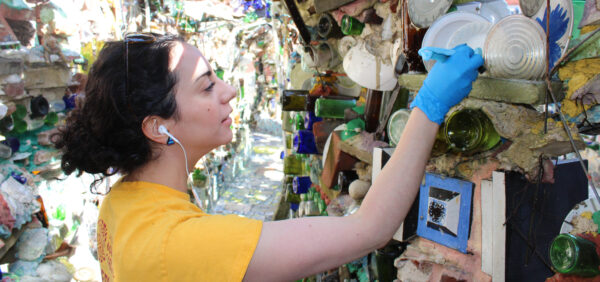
[220,80,236,103]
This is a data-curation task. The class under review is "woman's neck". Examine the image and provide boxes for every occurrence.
[124,152,194,194]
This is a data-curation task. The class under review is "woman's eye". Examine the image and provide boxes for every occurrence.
[205,82,215,92]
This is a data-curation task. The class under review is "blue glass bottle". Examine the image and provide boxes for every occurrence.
[293,176,312,194]
[294,130,319,154]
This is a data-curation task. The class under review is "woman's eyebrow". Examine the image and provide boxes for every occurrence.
[194,70,212,84]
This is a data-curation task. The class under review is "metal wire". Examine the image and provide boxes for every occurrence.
[541,0,599,205]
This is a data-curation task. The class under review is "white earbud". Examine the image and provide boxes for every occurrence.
[158,125,181,144]
[158,124,169,135]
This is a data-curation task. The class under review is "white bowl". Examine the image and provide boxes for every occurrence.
[342,42,397,91]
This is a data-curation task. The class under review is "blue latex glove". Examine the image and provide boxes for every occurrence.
[410,44,484,124]
[418,46,483,62]
[418,47,456,62]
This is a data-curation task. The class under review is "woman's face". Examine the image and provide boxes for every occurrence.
[167,43,236,156]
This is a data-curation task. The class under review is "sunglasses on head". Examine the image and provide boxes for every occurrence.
[124,33,156,98]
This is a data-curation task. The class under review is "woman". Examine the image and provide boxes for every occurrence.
[56,34,482,281]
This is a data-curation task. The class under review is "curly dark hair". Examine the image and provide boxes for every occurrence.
[55,35,184,189]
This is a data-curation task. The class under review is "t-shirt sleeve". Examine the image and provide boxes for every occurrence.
[164,214,263,281]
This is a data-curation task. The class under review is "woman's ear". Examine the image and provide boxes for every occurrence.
[141,116,170,145]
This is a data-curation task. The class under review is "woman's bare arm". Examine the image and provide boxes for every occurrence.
[244,108,438,281]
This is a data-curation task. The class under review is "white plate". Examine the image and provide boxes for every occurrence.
[560,198,600,234]
[532,0,574,69]
[422,12,490,72]
[456,0,511,24]
[448,21,492,50]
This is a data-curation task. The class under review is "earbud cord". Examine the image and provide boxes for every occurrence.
[173,139,203,209]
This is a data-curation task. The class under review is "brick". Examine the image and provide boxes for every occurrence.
[3,81,24,97]
[321,132,358,189]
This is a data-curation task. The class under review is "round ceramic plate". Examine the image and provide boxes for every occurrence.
[290,64,314,90]
[456,0,511,24]
[387,109,411,146]
[560,198,600,234]
[448,21,492,50]
[422,12,490,72]
[484,15,547,80]
[338,36,357,58]
[408,0,453,28]
[335,76,362,98]
[532,0,574,69]
[520,0,544,17]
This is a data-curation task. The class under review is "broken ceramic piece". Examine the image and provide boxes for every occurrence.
[532,0,574,69]
[579,0,600,27]
[571,73,600,103]
[520,0,545,17]
[407,0,453,28]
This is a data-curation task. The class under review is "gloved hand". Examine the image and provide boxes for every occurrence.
[410,44,484,124]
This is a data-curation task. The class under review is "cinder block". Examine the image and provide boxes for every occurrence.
[0,57,23,76]
[24,66,70,89]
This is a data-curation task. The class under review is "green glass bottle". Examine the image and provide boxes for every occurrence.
[282,111,294,133]
[294,113,305,131]
[283,155,303,175]
[444,109,500,154]
[44,112,58,126]
[550,233,600,277]
[285,132,293,150]
[12,104,27,120]
[281,90,309,111]
[285,184,301,204]
[341,15,364,36]
[315,97,356,119]
[11,119,27,134]
[432,126,449,157]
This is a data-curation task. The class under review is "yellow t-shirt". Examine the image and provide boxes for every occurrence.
[97,180,263,281]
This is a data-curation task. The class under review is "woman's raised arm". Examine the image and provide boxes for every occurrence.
[244,44,484,282]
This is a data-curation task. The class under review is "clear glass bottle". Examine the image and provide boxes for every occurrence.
[282,111,295,133]
[338,170,359,193]
[0,116,13,133]
[444,109,501,154]
[550,233,600,277]
[317,13,343,39]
